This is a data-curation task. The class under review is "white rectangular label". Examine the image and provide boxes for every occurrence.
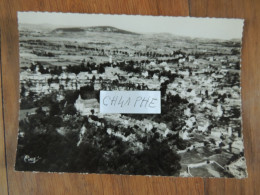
[100,91,161,114]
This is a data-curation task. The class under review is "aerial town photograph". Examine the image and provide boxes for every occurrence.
[15,12,247,178]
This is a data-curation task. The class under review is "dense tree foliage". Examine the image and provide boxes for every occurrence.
[16,92,182,175]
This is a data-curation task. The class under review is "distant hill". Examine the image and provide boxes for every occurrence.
[53,27,85,33]
[52,26,140,35]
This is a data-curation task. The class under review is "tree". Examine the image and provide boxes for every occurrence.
[64,104,77,115]
[28,91,36,100]
[20,85,26,98]
[65,91,79,104]
[79,84,94,99]
[98,65,105,74]
[36,106,46,117]
[91,75,96,83]
[160,83,167,97]
[231,48,240,55]
[50,66,62,75]
[133,139,181,176]
[176,138,188,150]
[38,64,45,74]
[49,102,61,116]
[30,63,36,72]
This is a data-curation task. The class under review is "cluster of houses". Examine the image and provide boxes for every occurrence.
[19,45,245,177]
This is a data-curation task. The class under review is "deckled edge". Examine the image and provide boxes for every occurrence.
[14,11,247,179]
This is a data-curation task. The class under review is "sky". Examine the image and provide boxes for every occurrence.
[18,12,244,40]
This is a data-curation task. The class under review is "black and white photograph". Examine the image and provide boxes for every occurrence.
[15,12,247,178]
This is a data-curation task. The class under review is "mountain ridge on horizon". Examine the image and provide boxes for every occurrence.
[19,23,241,42]
[52,25,141,35]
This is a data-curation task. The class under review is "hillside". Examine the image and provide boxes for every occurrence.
[52,26,140,35]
